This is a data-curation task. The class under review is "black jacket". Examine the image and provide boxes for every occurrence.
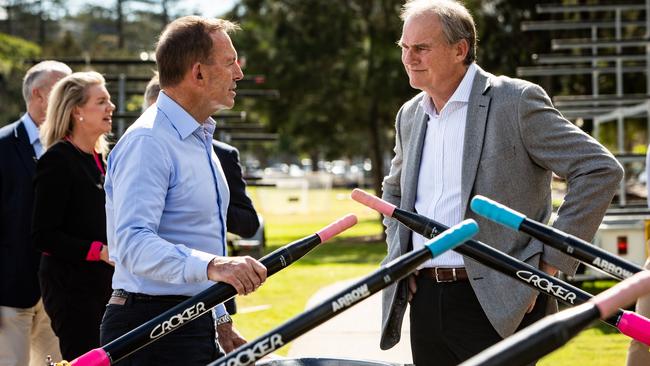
[213,140,259,238]
[0,119,42,308]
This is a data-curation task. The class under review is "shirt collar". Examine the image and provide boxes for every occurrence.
[157,91,208,140]
[21,113,40,144]
[202,117,217,141]
[420,62,478,116]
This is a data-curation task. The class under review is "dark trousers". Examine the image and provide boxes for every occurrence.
[100,294,224,365]
[39,256,113,361]
[409,276,547,366]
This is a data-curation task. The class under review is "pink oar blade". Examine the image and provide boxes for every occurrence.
[351,189,396,216]
[316,214,358,242]
[592,271,650,318]
[70,348,110,366]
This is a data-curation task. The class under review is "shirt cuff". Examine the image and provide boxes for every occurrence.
[183,249,217,283]
[86,241,104,261]
[213,303,227,319]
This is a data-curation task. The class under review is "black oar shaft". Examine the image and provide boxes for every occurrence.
[208,219,479,366]
[104,234,321,363]
[520,219,642,280]
[390,209,621,328]
[461,303,600,366]
[210,248,433,366]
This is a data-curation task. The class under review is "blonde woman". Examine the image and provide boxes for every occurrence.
[32,71,115,360]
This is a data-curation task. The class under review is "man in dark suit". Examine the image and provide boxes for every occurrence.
[0,61,71,366]
[143,74,260,315]
[212,140,260,238]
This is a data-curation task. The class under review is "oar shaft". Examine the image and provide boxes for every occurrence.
[209,220,478,366]
[520,219,642,280]
[70,214,358,366]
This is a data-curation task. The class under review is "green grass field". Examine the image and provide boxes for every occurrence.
[233,187,631,364]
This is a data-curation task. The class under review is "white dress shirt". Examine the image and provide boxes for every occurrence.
[413,63,477,268]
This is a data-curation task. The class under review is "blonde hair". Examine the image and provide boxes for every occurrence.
[40,71,110,157]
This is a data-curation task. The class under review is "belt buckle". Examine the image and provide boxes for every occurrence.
[113,289,129,299]
[434,267,456,283]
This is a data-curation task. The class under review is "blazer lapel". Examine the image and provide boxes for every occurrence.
[460,68,492,218]
[403,101,428,212]
[13,122,37,176]
[398,99,428,253]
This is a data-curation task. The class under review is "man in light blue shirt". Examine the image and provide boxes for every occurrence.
[102,16,266,365]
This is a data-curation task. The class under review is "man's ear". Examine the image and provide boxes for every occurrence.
[190,63,204,83]
[32,87,44,104]
[455,39,469,63]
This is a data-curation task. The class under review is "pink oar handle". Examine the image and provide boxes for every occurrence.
[70,348,110,366]
[316,214,358,242]
[592,270,650,318]
[618,311,650,346]
[351,189,396,216]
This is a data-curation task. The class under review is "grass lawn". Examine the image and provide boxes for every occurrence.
[233,187,386,355]
[233,187,632,363]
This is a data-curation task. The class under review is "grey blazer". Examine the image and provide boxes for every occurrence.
[380,65,624,350]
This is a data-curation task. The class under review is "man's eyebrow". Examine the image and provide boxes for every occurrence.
[397,40,432,48]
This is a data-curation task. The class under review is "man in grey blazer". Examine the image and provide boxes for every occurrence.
[381,1,623,365]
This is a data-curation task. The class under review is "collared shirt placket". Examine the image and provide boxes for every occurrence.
[198,125,227,256]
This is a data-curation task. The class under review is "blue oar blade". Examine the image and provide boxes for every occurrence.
[425,219,479,257]
[471,195,526,230]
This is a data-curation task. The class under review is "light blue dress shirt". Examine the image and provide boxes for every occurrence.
[105,92,230,317]
[22,113,44,158]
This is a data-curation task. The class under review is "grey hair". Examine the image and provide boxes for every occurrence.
[401,0,477,65]
[143,72,161,110]
[22,60,72,104]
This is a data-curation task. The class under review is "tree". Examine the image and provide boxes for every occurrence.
[0,32,40,125]
[228,0,412,196]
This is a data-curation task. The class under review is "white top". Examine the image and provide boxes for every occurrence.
[412,63,477,268]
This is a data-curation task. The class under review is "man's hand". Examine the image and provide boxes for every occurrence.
[207,256,267,295]
[216,322,247,353]
[540,261,558,277]
[526,261,558,313]
[407,270,418,303]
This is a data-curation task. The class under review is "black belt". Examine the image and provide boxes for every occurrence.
[418,267,468,283]
[110,289,190,304]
